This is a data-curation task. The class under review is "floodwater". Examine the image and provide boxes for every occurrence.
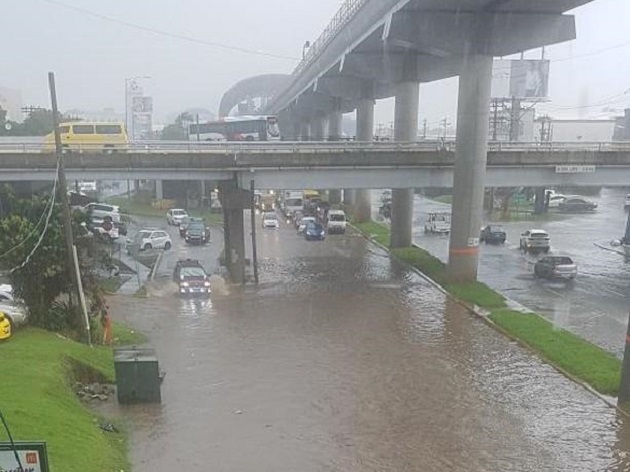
[109,216,630,471]
[374,188,630,357]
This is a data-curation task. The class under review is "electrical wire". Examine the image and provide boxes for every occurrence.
[0,178,58,261]
[7,161,59,275]
[37,0,299,61]
[0,407,24,471]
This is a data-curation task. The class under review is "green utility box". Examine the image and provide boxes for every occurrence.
[114,347,162,404]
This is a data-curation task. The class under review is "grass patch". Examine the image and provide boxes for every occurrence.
[445,281,506,309]
[0,328,129,472]
[489,309,621,395]
[391,247,446,282]
[98,276,124,294]
[432,195,453,205]
[112,322,146,346]
[355,221,390,247]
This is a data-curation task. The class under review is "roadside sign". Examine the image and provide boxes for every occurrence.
[555,165,596,174]
[0,442,49,472]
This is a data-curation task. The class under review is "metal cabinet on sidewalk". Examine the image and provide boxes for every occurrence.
[114,347,162,404]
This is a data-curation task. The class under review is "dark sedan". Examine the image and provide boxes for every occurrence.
[304,222,326,241]
[480,225,506,244]
[557,197,597,213]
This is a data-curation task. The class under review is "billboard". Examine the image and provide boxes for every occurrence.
[0,442,49,472]
[492,59,550,99]
[132,96,153,113]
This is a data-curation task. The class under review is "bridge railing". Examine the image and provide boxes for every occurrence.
[1,140,630,154]
[293,0,369,76]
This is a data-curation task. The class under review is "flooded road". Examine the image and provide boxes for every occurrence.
[110,214,630,471]
[374,188,630,357]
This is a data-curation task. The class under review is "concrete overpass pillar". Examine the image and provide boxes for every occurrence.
[353,99,375,223]
[448,54,494,282]
[299,122,310,141]
[220,181,248,284]
[311,117,325,141]
[155,180,164,200]
[390,81,419,248]
[326,111,343,205]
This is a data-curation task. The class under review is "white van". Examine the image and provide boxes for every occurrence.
[327,209,347,234]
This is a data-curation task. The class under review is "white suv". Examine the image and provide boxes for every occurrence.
[82,202,121,223]
[132,229,172,251]
[520,229,550,254]
[166,209,189,226]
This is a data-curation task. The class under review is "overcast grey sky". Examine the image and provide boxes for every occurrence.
[2,0,629,126]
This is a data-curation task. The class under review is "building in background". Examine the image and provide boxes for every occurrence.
[538,118,616,142]
[0,86,23,122]
[65,107,124,122]
[614,109,630,141]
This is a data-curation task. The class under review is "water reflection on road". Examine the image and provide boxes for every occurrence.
[111,222,630,471]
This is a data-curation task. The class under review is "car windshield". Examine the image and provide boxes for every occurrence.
[180,267,206,278]
[301,218,315,224]
[173,210,186,216]
[188,223,204,231]
[264,213,277,220]
[489,226,504,232]
[329,214,345,221]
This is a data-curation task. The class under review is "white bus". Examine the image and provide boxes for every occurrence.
[189,116,280,142]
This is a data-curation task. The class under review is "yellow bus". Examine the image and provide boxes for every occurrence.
[45,122,129,152]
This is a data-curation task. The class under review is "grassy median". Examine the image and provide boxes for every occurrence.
[105,195,223,225]
[0,329,129,472]
[354,221,622,396]
[489,309,621,395]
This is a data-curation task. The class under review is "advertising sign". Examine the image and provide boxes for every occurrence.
[132,96,153,113]
[0,442,49,472]
[509,60,550,99]
[491,59,550,99]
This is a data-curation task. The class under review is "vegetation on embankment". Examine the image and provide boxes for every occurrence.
[0,329,129,472]
[353,221,622,396]
[105,195,223,225]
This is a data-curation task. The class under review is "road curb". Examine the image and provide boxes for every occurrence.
[350,223,629,417]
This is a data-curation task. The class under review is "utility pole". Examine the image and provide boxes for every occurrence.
[619,307,630,408]
[509,96,521,142]
[196,114,200,142]
[440,117,450,139]
[48,72,89,344]
[491,99,499,141]
[422,119,427,140]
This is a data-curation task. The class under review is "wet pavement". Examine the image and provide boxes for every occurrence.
[374,188,630,357]
[109,212,630,471]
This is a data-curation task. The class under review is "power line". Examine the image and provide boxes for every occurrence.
[37,0,300,62]
[7,161,59,275]
[0,180,58,261]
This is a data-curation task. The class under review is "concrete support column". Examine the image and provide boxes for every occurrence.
[327,112,343,204]
[354,98,375,223]
[300,122,310,141]
[327,111,342,141]
[220,181,247,284]
[155,180,164,200]
[311,117,325,141]
[390,81,419,248]
[448,54,494,282]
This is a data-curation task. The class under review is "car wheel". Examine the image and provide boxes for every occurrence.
[143,243,152,251]
[164,242,171,250]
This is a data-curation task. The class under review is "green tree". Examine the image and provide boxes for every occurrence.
[161,112,193,140]
[0,187,96,333]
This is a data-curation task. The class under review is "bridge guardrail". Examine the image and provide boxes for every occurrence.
[293,0,369,76]
[1,140,630,154]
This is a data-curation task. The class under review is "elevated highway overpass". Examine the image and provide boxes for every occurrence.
[247,0,600,282]
[0,142,628,189]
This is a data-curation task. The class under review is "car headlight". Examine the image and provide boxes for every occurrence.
[320,231,325,236]
[204,281,211,287]
[181,282,190,287]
